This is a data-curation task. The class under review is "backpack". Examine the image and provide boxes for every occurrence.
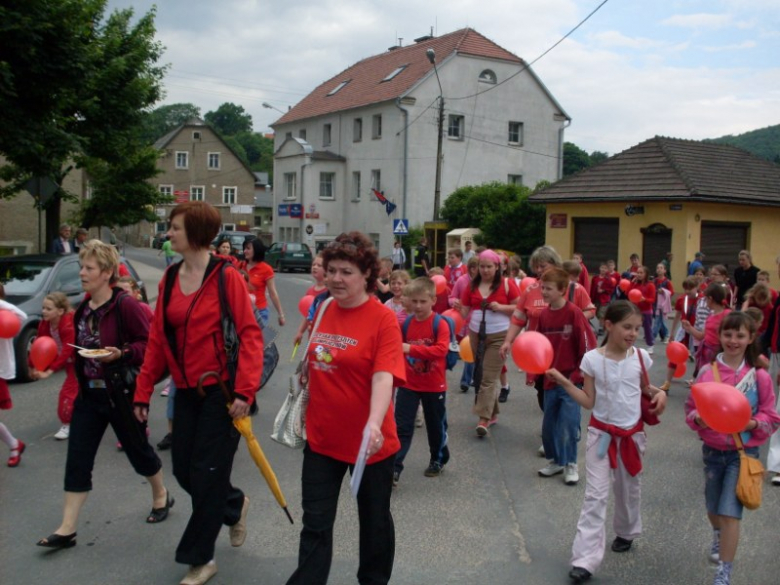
[402,313,460,371]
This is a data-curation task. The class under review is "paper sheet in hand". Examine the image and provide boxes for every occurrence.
[350,424,371,498]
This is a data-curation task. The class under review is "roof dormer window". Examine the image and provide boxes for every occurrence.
[327,80,350,96]
[479,69,497,84]
[382,65,408,82]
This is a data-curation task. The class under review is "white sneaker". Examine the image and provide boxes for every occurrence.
[538,461,564,477]
[564,463,579,485]
[647,347,654,355]
[771,474,780,486]
[537,444,546,458]
[415,409,424,428]
[54,424,70,441]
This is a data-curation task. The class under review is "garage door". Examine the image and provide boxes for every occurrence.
[700,222,748,273]
[642,224,672,276]
[574,218,619,274]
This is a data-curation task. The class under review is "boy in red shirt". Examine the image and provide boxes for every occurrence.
[534,268,596,485]
[394,278,451,485]
[590,263,616,333]
[444,248,466,288]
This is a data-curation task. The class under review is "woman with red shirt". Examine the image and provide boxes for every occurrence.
[134,202,263,585]
[629,266,657,353]
[459,250,520,436]
[240,239,285,328]
[286,232,405,585]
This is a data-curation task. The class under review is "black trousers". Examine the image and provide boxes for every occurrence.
[65,387,161,492]
[393,388,449,474]
[171,385,243,566]
[287,446,395,585]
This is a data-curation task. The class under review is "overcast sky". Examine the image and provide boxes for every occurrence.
[108,0,779,156]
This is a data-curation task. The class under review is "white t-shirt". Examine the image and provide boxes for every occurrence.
[580,347,651,429]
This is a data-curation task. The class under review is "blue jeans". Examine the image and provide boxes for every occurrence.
[257,308,270,327]
[652,311,668,342]
[542,385,581,466]
[393,388,449,474]
[703,444,759,520]
[459,361,474,388]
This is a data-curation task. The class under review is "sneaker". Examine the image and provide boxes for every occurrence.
[538,462,564,477]
[476,423,488,437]
[180,560,217,585]
[498,386,510,403]
[424,462,443,477]
[611,536,632,552]
[157,433,173,451]
[569,566,592,583]
[772,473,780,486]
[161,386,170,397]
[460,384,469,392]
[415,407,424,428]
[709,530,720,564]
[537,444,546,458]
[392,471,400,487]
[488,416,498,427]
[54,424,70,441]
[659,381,670,393]
[564,464,579,485]
[116,442,123,452]
[647,346,654,355]
[713,561,732,585]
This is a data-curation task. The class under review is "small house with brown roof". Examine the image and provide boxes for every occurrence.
[531,136,780,284]
[270,28,569,256]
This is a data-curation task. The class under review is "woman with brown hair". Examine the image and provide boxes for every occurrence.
[134,202,263,585]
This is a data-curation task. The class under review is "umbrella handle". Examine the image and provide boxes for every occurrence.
[196,371,233,403]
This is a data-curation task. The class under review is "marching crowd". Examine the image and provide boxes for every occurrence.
[2,201,780,585]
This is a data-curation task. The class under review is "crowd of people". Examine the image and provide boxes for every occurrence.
[2,207,780,585]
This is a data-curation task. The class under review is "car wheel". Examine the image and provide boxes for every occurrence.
[14,326,37,383]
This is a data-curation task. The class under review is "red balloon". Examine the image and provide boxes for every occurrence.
[673,361,687,378]
[628,289,643,304]
[520,277,537,293]
[619,279,631,292]
[666,341,689,365]
[30,336,58,371]
[691,382,752,434]
[298,295,315,317]
[441,309,465,334]
[431,274,447,295]
[511,331,554,374]
[0,310,21,338]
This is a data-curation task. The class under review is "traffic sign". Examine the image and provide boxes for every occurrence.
[393,219,409,235]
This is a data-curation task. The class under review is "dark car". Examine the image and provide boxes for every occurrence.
[211,231,256,259]
[0,254,147,382]
[265,242,313,273]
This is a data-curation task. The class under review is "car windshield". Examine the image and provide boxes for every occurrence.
[286,243,307,252]
[0,262,53,296]
[229,235,246,246]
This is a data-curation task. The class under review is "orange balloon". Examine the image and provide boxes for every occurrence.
[619,279,631,292]
[511,331,554,374]
[0,310,21,338]
[673,361,687,378]
[628,289,643,304]
[441,309,464,333]
[520,277,537,293]
[31,336,58,371]
[431,274,447,295]
[459,336,474,363]
[298,295,315,317]
[691,382,752,434]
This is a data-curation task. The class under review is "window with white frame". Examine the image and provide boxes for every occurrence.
[193,131,201,140]
[222,186,237,204]
[207,152,221,170]
[175,151,189,169]
[283,173,297,199]
[352,172,361,201]
[299,128,307,141]
[372,114,382,139]
[159,184,173,198]
[382,65,407,82]
[327,80,350,95]
[508,174,523,186]
[370,169,381,193]
[319,173,335,200]
[353,118,362,142]
[323,124,332,146]
[508,121,524,145]
[448,115,464,139]
[223,223,236,231]
[190,186,205,201]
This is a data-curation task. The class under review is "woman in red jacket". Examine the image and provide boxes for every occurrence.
[31,292,78,440]
[134,202,263,585]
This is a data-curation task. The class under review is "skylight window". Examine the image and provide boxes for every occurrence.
[382,65,408,82]
[327,80,350,95]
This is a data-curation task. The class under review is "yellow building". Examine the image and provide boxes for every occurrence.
[530,136,780,287]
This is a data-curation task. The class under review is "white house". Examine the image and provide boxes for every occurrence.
[271,28,570,260]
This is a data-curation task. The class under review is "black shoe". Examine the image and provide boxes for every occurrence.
[424,462,443,477]
[392,471,400,487]
[498,386,510,403]
[460,384,469,392]
[157,433,173,451]
[611,536,633,552]
[146,491,175,524]
[569,567,591,583]
[37,532,77,549]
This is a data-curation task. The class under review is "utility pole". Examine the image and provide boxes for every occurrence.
[427,48,444,221]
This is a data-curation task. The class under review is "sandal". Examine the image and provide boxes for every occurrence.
[37,532,77,549]
[147,491,174,524]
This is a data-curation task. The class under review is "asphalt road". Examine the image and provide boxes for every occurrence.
[2,244,780,585]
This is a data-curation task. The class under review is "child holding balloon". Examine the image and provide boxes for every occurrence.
[0,283,27,466]
[31,293,78,441]
[628,266,656,354]
[546,300,666,584]
[685,311,780,585]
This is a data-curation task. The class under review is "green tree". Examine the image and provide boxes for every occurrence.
[140,103,201,144]
[204,102,253,136]
[590,150,609,165]
[563,142,592,176]
[0,0,166,243]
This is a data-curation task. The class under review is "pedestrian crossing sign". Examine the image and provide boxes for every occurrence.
[393,219,409,235]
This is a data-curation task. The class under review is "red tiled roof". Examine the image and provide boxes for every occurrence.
[532,136,780,206]
[274,28,523,125]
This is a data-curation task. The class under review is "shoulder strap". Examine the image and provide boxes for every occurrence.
[401,315,414,341]
[432,313,441,338]
[568,282,576,302]
[712,361,721,383]
[637,348,649,391]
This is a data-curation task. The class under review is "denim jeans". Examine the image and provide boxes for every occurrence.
[651,311,668,342]
[459,361,474,388]
[257,308,270,327]
[703,444,759,520]
[542,385,581,466]
[394,388,449,474]
[287,447,395,585]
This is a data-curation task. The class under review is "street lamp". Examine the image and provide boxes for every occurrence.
[262,102,285,114]
[427,49,444,221]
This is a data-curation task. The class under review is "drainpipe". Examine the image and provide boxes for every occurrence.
[395,97,409,218]
[300,156,311,243]
[557,119,571,180]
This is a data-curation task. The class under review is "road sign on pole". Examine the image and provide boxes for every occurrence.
[393,219,409,235]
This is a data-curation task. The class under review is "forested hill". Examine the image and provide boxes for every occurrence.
[705,124,780,163]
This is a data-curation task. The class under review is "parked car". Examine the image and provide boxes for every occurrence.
[152,232,167,249]
[0,254,147,382]
[265,242,313,273]
[211,231,256,259]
